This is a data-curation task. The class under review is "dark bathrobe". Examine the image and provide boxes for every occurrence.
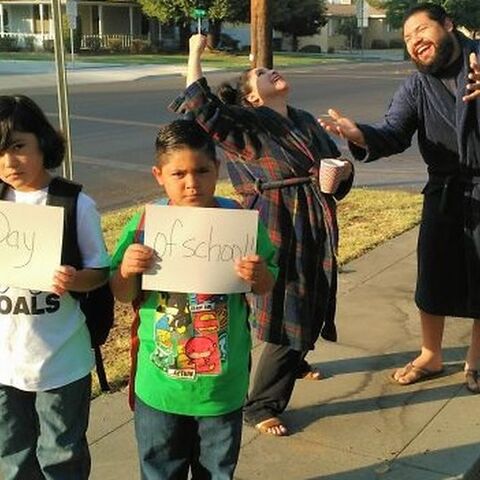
[350,32,480,318]
[170,78,353,351]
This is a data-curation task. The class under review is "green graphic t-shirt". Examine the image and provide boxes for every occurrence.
[111,201,278,416]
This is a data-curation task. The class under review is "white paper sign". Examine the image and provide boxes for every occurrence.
[0,201,64,291]
[142,204,258,294]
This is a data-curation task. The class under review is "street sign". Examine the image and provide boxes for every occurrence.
[66,0,77,17]
[192,8,207,19]
[192,8,207,34]
[66,0,77,29]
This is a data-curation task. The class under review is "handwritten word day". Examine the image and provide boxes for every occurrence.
[0,208,36,268]
[0,201,63,291]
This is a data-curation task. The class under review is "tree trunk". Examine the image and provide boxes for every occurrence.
[207,19,221,50]
[251,0,272,68]
[250,0,258,67]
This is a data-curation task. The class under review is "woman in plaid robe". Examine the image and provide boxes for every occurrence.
[170,35,354,436]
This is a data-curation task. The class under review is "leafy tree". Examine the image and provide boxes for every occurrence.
[136,0,247,50]
[443,0,480,38]
[375,0,480,36]
[380,0,418,30]
[272,0,328,51]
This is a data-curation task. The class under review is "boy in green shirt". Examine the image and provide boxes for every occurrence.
[110,120,277,480]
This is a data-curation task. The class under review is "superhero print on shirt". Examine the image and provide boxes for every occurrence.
[150,292,229,379]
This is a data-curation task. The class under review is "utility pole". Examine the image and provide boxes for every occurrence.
[51,0,74,180]
[250,0,272,69]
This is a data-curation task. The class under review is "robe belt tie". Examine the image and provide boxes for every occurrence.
[428,174,480,214]
[254,176,314,193]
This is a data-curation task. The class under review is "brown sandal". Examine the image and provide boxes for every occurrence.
[254,417,288,436]
[391,362,444,385]
[465,369,480,394]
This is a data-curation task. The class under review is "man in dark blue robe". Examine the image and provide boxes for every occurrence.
[322,3,480,392]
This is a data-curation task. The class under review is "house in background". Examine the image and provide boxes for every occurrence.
[298,0,402,52]
[0,0,149,50]
[0,0,401,53]
[223,0,402,53]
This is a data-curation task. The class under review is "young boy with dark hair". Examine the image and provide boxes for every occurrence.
[110,119,278,480]
[0,95,110,479]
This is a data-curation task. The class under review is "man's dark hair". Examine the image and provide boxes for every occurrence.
[0,95,65,169]
[403,3,452,27]
[155,119,217,166]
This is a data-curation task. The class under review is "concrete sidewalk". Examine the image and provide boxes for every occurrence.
[88,226,480,480]
[0,60,219,90]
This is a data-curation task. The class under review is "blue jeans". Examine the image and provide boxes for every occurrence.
[134,396,243,480]
[0,375,91,480]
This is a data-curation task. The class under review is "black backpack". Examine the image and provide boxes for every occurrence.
[47,177,114,392]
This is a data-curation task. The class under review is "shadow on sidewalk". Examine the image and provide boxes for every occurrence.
[301,442,480,479]
[308,346,467,376]
[284,381,469,433]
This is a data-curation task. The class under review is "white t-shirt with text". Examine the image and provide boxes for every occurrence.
[0,186,110,391]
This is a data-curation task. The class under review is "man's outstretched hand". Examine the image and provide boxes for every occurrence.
[319,109,366,148]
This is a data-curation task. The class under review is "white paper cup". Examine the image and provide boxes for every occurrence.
[319,158,346,194]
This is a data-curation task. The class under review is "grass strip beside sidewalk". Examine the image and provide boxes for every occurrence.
[0,51,350,68]
[95,185,422,396]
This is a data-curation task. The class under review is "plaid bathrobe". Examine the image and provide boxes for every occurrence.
[170,78,353,351]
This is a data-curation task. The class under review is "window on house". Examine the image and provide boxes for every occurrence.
[2,7,9,32]
[33,4,50,33]
[328,18,341,36]
[43,4,50,21]
[92,6,99,34]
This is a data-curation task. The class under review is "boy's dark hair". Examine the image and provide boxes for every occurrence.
[403,3,452,28]
[155,119,217,166]
[0,95,65,169]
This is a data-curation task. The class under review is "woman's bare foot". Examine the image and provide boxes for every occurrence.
[255,417,288,436]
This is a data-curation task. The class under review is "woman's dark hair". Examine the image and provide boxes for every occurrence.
[0,95,65,169]
[217,69,253,106]
[155,119,217,166]
[403,3,452,27]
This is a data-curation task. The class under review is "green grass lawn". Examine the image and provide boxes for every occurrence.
[0,50,351,69]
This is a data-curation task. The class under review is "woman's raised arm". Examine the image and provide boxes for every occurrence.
[187,34,207,87]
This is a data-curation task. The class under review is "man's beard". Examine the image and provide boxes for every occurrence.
[412,33,455,75]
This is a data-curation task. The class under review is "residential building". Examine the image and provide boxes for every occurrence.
[0,0,146,50]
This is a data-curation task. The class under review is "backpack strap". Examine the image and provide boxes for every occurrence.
[47,177,111,392]
[47,177,83,269]
[128,210,146,411]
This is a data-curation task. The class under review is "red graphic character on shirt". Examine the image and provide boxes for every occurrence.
[185,336,220,374]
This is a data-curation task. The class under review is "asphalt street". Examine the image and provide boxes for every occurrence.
[0,60,426,211]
